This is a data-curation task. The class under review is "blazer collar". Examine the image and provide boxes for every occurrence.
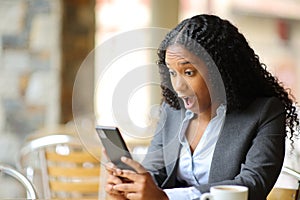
[161,107,186,187]
[208,112,239,182]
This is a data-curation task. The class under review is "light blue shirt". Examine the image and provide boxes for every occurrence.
[164,104,226,200]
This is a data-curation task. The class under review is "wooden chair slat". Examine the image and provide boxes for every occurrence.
[267,188,298,200]
[48,166,100,177]
[46,151,100,163]
[50,181,99,192]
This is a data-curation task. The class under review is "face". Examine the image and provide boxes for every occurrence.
[165,45,211,114]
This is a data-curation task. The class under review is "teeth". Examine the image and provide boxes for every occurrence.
[183,97,189,105]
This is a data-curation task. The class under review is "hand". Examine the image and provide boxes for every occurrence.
[113,157,169,200]
[105,162,127,200]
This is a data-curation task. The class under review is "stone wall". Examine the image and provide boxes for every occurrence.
[0,0,96,167]
[0,0,61,165]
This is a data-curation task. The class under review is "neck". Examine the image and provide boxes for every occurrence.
[194,102,219,122]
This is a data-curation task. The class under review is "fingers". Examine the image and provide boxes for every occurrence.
[105,162,115,175]
[113,182,137,192]
[105,184,126,199]
[113,170,152,188]
[105,156,146,175]
[105,162,122,176]
[105,181,122,196]
[105,174,125,197]
[107,174,123,185]
[121,157,147,174]
[107,157,148,183]
[126,193,141,200]
[116,170,142,183]
[105,182,118,194]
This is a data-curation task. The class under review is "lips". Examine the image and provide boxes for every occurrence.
[182,97,190,105]
[179,95,195,109]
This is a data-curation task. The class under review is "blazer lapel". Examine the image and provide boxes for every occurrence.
[209,112,240,182]
[161,108,186,188]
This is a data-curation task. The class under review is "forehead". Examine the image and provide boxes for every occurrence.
[165,44,207,68]
[166,45,190,59]
[165,45,200,62]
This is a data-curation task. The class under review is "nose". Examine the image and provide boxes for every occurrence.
[173,75,188,93]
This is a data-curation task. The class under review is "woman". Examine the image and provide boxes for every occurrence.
[105,14,299,200]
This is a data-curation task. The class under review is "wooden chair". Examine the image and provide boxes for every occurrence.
[267,188,298,200]
[18,132,104,200]
[267,166,300,200]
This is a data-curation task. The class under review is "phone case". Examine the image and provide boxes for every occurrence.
[96,126,135,171]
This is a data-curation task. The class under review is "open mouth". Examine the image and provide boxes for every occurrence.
[182,97,190,105]
[180,96,195,108]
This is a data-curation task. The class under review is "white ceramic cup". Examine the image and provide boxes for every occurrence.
[200,185,248,200]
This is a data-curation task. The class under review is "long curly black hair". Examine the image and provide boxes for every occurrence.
[157,14,299,139]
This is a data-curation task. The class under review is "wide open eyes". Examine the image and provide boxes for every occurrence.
[168,69,195,77]
[169,69,176,77]
[184,69,195,77]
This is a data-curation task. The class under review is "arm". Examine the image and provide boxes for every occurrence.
[198,97,286,200]
[141,102,170,186]
[112,157,169,200]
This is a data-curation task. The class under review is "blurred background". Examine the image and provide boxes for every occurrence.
[0,0,299,198]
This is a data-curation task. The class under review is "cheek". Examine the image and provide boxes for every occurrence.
[170,77,175,88]
[191,80,210,97]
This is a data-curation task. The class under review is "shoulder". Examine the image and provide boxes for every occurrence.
[226,97,285,128]
[254,96,284,109]
[236,97,284,116]
[154,102,185,135]
[160,102,184,119]
[247,97,285,117]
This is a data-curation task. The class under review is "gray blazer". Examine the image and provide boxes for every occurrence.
[142,97,286,200]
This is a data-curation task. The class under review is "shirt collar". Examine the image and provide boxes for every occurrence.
[185,110,195,120]
[185,104,227,120]
[179,104,227,144]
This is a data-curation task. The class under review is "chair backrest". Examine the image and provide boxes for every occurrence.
[0,163,38,199]
[267,188,298,200]
[18,132,102,200]
[267,166,300,200]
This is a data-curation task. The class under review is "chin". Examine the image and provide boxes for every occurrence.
[186,106,199,114]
